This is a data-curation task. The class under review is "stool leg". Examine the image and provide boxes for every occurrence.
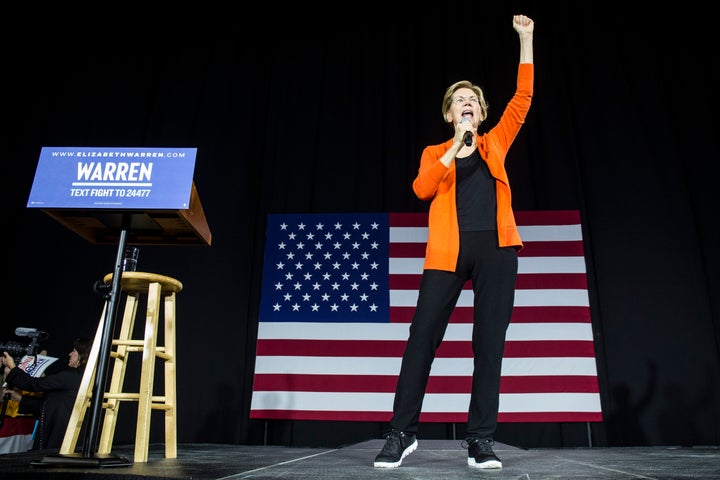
[134,281,161,463]
[98,291,141,454]
[163,291,177,459]
[59,308,105,454]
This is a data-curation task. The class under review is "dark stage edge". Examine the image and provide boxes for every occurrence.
[1,440,720,479]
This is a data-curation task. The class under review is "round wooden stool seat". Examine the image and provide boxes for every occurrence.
[103,271,183,294]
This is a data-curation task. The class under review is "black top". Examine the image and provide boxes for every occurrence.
[455,149,497,231]
[5,365,83,451]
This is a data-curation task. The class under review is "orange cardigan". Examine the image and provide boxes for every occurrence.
[412,63,533,272]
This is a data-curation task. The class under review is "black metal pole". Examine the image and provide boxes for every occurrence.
[82,216,129,457]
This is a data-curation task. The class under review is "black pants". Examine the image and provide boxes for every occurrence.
[389,230,518,439]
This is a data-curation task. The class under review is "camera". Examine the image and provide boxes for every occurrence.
[0,340,31,364]
[0,327,48,365]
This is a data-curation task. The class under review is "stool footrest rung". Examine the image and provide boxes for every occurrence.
[104,393,169,401]
[112,340,168,352]
[109,345,172,361]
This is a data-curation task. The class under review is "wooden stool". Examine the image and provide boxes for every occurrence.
[60,271,183,463]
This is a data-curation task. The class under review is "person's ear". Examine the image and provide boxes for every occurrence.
[446,112,453,123]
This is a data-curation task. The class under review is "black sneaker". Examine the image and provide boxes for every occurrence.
[465,438,502,469]
[373,430,418,468]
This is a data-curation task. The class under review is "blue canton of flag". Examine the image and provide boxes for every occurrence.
[259,213,390,323]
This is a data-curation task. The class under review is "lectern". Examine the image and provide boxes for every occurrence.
[25,146,211,467]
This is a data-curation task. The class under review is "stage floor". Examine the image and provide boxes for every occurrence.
[1,440,719,479]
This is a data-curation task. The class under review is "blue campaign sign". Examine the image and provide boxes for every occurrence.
[27,146,197,210]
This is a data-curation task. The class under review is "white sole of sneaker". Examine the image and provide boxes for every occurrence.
[373,439,418,468]
[468,458,502,469]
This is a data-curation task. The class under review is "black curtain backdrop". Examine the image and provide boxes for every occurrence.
[6,3,719,449]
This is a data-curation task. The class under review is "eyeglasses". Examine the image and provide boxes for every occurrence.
[452,96,480,105]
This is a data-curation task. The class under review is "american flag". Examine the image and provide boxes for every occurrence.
[250,210,602,423]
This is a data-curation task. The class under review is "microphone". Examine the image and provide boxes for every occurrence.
[461,118,473,146]
[15,327,47,338]
[463,131,473,146]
